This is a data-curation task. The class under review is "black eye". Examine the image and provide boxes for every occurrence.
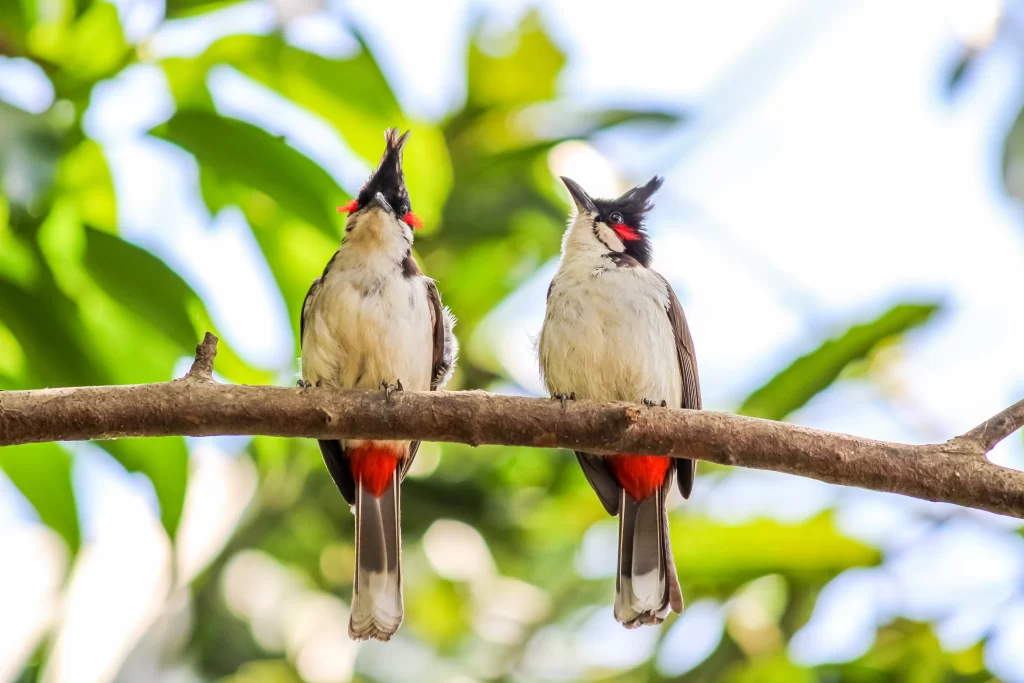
[609,212,623,224]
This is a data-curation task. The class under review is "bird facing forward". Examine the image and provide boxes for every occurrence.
[300,129,457,641]
[538,175,700,627]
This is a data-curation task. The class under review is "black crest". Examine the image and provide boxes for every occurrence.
[357,128,412,215]
[592,176,664,267]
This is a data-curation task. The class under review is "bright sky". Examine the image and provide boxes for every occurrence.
[3,0,1024,680]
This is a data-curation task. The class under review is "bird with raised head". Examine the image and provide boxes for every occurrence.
[300,128,457,641]
[538,175,700,628]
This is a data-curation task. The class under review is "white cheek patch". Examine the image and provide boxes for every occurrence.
[596,222,626,252]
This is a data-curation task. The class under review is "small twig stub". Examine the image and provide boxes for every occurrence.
[183,332,219,383]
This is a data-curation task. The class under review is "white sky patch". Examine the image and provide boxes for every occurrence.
[41,460,173,683]
[575,519,618,579]
[0,526,66,682]
[284,10,360,58]
[335,0,475,120]
[575,606,661,671]
[0,57,54,114]
[82,64,174,143]
[548,140,623,199]
[985,600,1024,683]
[174,446,258,584]
[790,567,885,664]
[146,1,277,58]
[656,599,725,676]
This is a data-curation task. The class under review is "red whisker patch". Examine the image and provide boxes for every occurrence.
[337,199,359,213]
[403,211,423,229]
[611,223,641,241]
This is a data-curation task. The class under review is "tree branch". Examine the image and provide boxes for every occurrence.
[2,335,1023,518]
[958,398,1024,453]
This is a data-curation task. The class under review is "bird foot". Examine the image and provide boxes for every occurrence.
[553,392,576,407]
[380,379,404,402]
[642,398,668,408]
[296,379,323,389]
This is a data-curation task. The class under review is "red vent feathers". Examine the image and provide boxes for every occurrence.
[607,454,671,501]
[349,443,403,497]
[337,200,358,213]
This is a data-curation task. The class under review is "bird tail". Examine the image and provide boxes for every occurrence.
[349,451,403,641]
[614,485,683,627]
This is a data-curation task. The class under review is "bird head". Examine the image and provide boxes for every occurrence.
[560,175,663,267]
[337,128,423,250]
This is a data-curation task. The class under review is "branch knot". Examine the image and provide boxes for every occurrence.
[182,332,218,383]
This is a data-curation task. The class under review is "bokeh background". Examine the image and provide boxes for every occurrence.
[3,0,1024,681]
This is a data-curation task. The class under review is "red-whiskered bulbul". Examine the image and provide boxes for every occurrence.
[299,129,457,641]
[538,176,700,628]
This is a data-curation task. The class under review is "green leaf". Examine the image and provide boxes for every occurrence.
[467,10,565,109]
[0,214,41,289]
[0,443,80,554]
[724,654,816,683]
[0,277,105,387]
[152,111,346,238]
[81,227,200,351]
[843,620,951,679]
[28,0,128,82]
[0,0,36,50]
[739,302,941,420]
[1002,104,1024,203]
[61,1,128,80]
[162,57,216,111]
[0,318,26,380]
[673,513,879,581]
[164,0,246,19]
[57,140,117,231]
[0,101,62,211]
[101,438,189,540]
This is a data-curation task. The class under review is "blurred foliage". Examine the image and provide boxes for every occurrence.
[1003,105,1024,205]
[0,1,1014,682]
[739,303,940,421]
[942,1,1024,211]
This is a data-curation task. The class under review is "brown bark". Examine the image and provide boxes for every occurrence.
[2,334,1023,517]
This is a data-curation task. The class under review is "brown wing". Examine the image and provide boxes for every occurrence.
[400,277,457,479]
[656,273,701,498]
[425,279,456,391]
[300,277,318,345]
[301,273,356,504]
[575,452,620,514]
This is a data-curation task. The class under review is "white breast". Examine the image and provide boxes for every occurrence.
[301,250,433,394]
[539,255,681,407]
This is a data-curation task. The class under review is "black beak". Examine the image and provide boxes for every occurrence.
[367,192,393,214]
[560,176,597,214]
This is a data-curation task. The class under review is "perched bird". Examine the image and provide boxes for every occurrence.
[538,176,700,628]
[299,129,457,641]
